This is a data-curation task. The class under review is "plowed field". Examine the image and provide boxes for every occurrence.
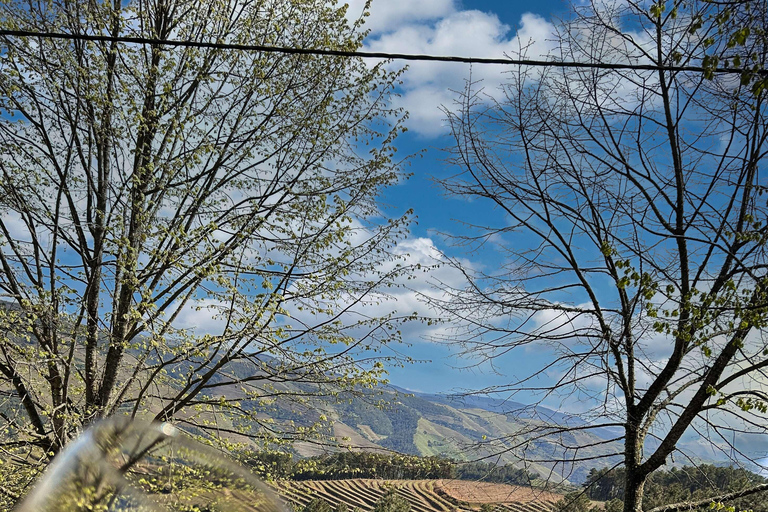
[434,480,563,505]
[273,479,562,512]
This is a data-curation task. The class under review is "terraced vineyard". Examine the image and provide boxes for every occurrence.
[272,479,562,512]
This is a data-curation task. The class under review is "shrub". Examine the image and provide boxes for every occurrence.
[373,489,411,512]
[303,498,333,512]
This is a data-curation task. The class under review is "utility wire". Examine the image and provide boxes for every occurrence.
[1,28,766,76]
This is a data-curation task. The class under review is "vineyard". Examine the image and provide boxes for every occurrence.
[272,479,563,512]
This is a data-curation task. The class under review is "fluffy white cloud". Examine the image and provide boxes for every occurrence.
[395,86,454,139]
[344,0,457,35]
[174,298,232,335]
[364,10,557,137]
[171,233,474,348]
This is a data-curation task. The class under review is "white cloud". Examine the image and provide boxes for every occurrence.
[173,298,231,335]
[395,86,453,138]
[354,0,684,139]
[170,233,475,350]
[286,235,474,343]
[364,10,557,137]
[529,302,598,340]
[345,0,457,35]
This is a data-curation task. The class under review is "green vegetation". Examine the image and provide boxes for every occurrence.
[304,499,334,512]
[372,489,411,512]
[291,453,455,481]
[553,492,596,512]
[584,465,768,512]
[553,492,623,512]
[437,0,768,510]
[0,0,412,493]
[378,405,422,454]
[238,386,613,482]
[336,397,396,439]
[240,450,538,485]
[455,461,538,486]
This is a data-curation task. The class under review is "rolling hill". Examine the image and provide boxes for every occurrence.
[235,379,621,484]
[272,479,563,512]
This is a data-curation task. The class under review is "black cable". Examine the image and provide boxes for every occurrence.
[1,28,765,76]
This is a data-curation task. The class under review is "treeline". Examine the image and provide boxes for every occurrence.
[291,452,455,481]
[455,461,538,486]
[556,465,768,512]
[240,450,538,485]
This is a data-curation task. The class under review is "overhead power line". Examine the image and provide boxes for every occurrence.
[0,28,765,76]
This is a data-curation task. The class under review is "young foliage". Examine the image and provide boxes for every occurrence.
[0,0,413,488]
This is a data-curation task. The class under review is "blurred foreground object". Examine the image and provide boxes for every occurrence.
[15,418,287,512]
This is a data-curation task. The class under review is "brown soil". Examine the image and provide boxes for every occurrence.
[434,480,563,505]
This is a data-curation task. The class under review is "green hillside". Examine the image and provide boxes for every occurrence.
[226,380,620,485]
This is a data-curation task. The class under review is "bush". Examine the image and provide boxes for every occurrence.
[373,490,411,512]
[554,492,598,512]
[303,498,333,512]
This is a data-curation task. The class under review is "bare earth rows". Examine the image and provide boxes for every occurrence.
[272,479,562,512]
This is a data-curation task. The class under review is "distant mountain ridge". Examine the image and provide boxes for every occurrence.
[171,354,734,485]
[0,304,734,486]
[256,382,623,484]
[257,379,740,484]
[389,386,626,444]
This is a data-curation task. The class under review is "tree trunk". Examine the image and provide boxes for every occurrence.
[623,471,646,512]
[624,418,647,512]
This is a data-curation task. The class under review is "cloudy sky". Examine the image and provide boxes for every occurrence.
[167,0,570,398]
[332,0,571,396]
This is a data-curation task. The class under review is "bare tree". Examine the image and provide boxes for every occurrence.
[433,1,768,511]
[0,0,413,495]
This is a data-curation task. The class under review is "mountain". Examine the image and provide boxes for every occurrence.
[192,358,750,485]
[0,304,737,487]
[246,382,622,485]
[400,387,623,437]
[403,389,628,451]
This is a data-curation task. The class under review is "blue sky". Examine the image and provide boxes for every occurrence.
[154,0,585,406]
[336,0,575,399]
[344,2,768,469]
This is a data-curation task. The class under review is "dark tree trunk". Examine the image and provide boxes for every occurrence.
[623,472,646,512]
